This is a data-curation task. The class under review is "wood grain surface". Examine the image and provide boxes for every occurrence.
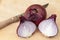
[0,0,60,40]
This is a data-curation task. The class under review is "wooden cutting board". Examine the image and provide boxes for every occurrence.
[0,0,60,40]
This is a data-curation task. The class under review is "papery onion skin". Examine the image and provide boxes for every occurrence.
[24,4,47,26]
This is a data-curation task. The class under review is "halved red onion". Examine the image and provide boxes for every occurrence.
[38,14,58,37]
[17,16,36,38]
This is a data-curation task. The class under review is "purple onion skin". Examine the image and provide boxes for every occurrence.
[24,4,47,26]
[19,16,27,24]
[17,22,21,37]
[48,14,57,21]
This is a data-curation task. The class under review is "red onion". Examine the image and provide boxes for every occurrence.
[24,4,47,25]
[38,14,58,37]
[17,16,36,38]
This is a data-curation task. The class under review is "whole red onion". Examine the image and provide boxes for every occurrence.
[23,4,47,25]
